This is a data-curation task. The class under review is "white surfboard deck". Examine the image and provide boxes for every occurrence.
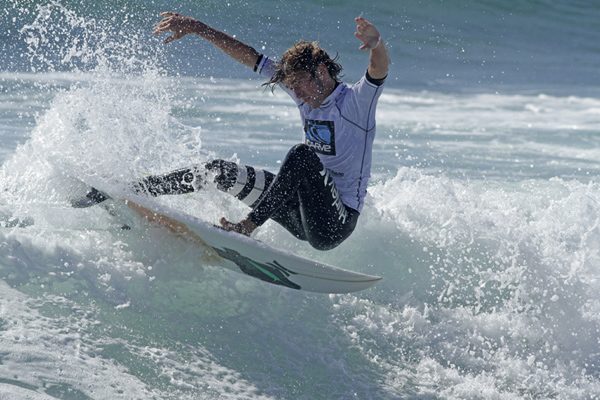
[124,198,382,294]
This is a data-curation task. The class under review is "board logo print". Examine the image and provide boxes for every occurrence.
[214,247,301,290]
[304,119,335,156]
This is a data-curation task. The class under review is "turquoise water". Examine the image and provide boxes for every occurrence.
[1,1,600,399]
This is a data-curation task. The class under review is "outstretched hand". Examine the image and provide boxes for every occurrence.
[152,12,200,44]
[354,17,382,51]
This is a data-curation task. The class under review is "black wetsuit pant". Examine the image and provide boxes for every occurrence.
[136,144,359,250]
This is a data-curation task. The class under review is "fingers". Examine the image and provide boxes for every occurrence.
[152,19,172,35]
[219,217,257,236]
[220,217,245,234]
[152,12,184,35]
[354,17,373,37]
[153,15,177,33]
[220,217,234,230]
[354,16,380,51]
[153,12,189,44]
[355,16,371,32]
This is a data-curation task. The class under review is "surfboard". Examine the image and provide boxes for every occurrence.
[123,199,382,293]
[70,180,382,294]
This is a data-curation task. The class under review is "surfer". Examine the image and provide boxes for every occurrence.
[77,13,389,251]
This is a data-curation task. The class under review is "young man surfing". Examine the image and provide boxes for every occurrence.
[77,13,389,251]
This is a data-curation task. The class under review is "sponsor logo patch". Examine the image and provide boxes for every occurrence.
[305,119,335,156]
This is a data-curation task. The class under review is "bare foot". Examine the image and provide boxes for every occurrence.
[219,217,258,236]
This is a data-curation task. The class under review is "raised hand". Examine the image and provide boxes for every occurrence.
[354,17,382,51]
[152,12,200,44]
[354,17,389,79]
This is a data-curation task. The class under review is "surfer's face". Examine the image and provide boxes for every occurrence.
[284,66,334,109]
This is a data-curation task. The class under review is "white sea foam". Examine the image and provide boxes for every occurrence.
[1,0,600,398]
[2,64,600,399]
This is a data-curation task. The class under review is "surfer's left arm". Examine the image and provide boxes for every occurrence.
[354,17,390,80]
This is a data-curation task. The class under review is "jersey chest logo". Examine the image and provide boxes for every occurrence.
[304,119,336,156]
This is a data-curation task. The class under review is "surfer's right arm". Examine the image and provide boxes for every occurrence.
[152,12,260,69]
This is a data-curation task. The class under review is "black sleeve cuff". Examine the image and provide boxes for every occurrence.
[253,54,264,72]
[366,69,386,86]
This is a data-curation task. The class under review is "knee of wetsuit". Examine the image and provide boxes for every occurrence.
[307,209,359,251]
[285,144,320,168]
[206,159,238,191]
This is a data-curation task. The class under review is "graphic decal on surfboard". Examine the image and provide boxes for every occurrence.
[213,246,301,290]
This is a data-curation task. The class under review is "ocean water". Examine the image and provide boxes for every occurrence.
[1,0,600,399]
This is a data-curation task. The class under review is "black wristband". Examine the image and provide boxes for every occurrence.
[253,54,264,72]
